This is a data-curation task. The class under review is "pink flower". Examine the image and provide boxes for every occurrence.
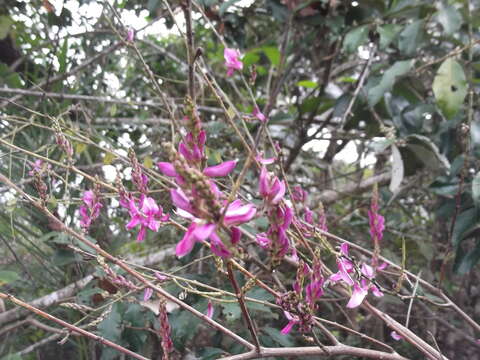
[391,331,403,341]
[346,283,369,308]
[173,198,254,257]
[126,196,169,242]
[203,160,237,177]
[280,311,300,334]
[28,159,49,176]
[206,300,214,319]
[224,48,243,76]
[126,28,134,42]
[79,190,103,230]
[259,167,286,205]
[158,159,237,179]
[253,106,266,122]
[143,287,153,301]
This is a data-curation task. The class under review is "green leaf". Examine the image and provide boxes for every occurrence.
[58,39,68,73]
[0,15,13,40]
[297,80,318,88]
[451,208,477,247]
[368,60,413,106]
[398,20,424,56]
[219,0,242,16]
[0,270,20,285]
[432,58,467,120]
[262,46,281,66]
[220,302,241,322]
[98,303,123,345]
[390,144,404,193]
[453,238,480,274]
[242,52,260,67]
[436,4,462,36]
[405,134,450,171]
[263,326,295,347]
[377,24,402,50]
[342,25,369,53]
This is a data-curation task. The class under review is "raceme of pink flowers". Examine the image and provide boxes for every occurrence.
[79,190,103,230]
[224,48,243,76]
[329,243,384,309]
[126,195,169,242]
[171,188,254,257]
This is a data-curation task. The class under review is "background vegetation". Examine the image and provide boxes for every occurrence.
[0,0,479,359]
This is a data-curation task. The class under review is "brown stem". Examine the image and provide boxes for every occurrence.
[182,0,195,101]
[227,261,261,352]
[218,344,408,360]
[0,292,149,360]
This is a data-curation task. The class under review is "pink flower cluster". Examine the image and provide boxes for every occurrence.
[329,243,385,308]
[281,260,324,334]
[256,166,296,261]
[118,153,169,242]
[79,190,103,230]
[125,195,169,242]
[158,113,256,258]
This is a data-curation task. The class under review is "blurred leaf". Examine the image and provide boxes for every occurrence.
[451,208,477,247]
[263,326,294,347]
[0,16,13,40]
[342,25,369,53]
[297,80,318,88]
[75,142,87,154]
[453,238,480,274]
[398,20,424,56]
[0,270,19,285]
[262,46,281,66]
[390,144,404,193]
[377,24,402,49]
[436,4,462,35]
[405,134,450,172]
[143,155,153,169]
[199,347,225,360]
[242,52,260,67]
[368,60,413,106]
[98,303,123,346]
[103,152,116,165]
[220,302,241,322]
[432,58,467,120]
[59,39,68,73]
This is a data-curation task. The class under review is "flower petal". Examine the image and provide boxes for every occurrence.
[176,223,198,257]
[346,283,368,308]
[203,160,237,177]
[157,162,178,177]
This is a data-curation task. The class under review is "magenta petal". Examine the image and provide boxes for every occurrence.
[203,160,237,177]
[126,216,141,230]
[271,179,286,204]
[179,142,194,161]
[143,287,153,301]
[157,162,178,177]
[176,224,198,257]
[224,203,256,226]
[206,300,214,318]
[209,232,231,258]
[193,223,216,240]
[361,263,375,279]
[281,321,295,335]
[136,226,147,242]
[259,167,269,196]
[340,243,349,256]
[230,226,241,245]
[391,331,403,341]
[170,188,193,213]
[346,283,368,308]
